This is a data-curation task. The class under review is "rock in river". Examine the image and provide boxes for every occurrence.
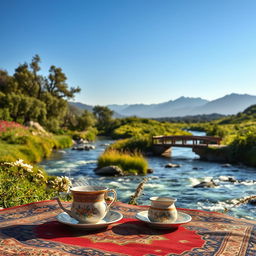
[94,165,124,176]
[165,163,181,168]
[72,144,95,151]
[193,180,218,188]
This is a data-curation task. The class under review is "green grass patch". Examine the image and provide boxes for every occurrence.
[53,135,73,149]
[98,150,148,175]
[0,126,73,163]
[112,118,191,139]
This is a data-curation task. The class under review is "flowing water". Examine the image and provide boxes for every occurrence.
[40,132,256,220]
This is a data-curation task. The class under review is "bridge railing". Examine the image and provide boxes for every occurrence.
[152,135,221,146]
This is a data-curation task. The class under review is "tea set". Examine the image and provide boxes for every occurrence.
[56,185,191,230]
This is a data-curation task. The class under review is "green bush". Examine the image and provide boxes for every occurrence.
[98,150,148,175]
[70,127,98,142]
[108,136,152,154]
[0,160,72,208]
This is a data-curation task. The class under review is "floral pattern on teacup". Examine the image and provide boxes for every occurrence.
[74,204,100,218]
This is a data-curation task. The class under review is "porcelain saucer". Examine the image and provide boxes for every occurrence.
[56,210,123,229]
[135,211,192,229]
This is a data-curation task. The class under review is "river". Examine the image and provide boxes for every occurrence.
[40,132,256,220]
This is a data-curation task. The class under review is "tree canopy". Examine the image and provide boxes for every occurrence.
[0,55,81,132]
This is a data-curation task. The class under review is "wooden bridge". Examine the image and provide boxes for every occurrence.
[152,135,222,156]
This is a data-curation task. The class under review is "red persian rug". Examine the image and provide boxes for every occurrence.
[0,200,255,255]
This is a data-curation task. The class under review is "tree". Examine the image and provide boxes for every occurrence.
[46,66,80,99]
[93,106,114,134]
[41,92,67,131]
[77,110,96,131]
[0,55,81,132]
[13,63,39,97]
[0,70,18,94]
[30,54,43,99]
[0,92,46,123]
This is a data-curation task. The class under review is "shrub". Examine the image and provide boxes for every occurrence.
[70,127,98,142]
[98,150,148,175]
[0,159,72,208]
[108,136,152,154]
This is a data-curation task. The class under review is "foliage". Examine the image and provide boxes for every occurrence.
[185,105,256,167]
[228,125,256,166]
[93,105,114,134]
[0,55,80,132]
[69,127,98,142]
[156,113,226,123]
[0,120,27,132]
[108,136,152,154]
[111,117,190,139]
[53,135,73,149]
[0,159,72,208]
[98,150,148,175]
[218,104,256,124]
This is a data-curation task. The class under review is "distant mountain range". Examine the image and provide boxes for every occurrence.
[70,93,256,118]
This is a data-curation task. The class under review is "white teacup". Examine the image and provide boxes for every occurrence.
[148,197,177,223]
[56,185,117,223]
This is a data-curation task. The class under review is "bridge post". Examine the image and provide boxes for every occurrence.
[151,145,172,156]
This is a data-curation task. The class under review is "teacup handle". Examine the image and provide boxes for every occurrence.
[55,197,77,219]
[105,189,117,212]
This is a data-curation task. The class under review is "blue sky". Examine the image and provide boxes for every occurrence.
[1,0,256,105]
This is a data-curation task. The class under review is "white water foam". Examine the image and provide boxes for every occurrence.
[146,183,166,189]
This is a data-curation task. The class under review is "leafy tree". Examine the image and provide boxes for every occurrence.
[13,63,39,98]
[76,110,96,131]
[0,55,81,132]
[41,92,67,131]
[0,92,46,123]
[47,65,80,99]
[0,70,18,94]
[93,105,114,134]
[30,54,44,99]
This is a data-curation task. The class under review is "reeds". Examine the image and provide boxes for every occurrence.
[98,150,148,175]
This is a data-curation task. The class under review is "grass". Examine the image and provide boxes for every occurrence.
[112,118,191,139]
[98,150,148,175]
[0,127,73,163]
[108,136,152,154]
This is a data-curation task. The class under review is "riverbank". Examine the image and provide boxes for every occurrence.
[0,121,73,163]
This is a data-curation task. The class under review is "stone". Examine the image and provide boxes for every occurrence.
[221,163,232,168]
[193,180,218,188]
[94,165,124,176]
[249,199,256,205]
[72,144,95,151]
[165,163,181,168]
[147,168,154,174]
[25,121,48,135]
[228,177,237,183]
[77,138,89,144]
